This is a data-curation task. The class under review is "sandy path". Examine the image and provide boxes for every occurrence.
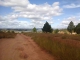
[0,34,54,60]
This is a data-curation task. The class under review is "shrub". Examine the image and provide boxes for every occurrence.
[54,29,59,34]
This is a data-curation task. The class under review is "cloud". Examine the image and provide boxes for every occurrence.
[63,3,80,8]
[0,15,47,28]
[0,16,30,28]
[0,0,29,7]
[59,16,80,29]
[0,0,63,28]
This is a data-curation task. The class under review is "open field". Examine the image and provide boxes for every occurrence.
[24,33,80,60]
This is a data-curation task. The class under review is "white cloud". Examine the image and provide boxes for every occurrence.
[59,16,80,29]
[0,16,30,28]
[63,3,80,8]
[0,0,63,28]
[0,0,29,7]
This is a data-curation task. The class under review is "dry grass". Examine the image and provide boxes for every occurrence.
[24,32,80,60]
[0,31,16,38]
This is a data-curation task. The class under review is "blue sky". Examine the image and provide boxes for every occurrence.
[0,0,80,29]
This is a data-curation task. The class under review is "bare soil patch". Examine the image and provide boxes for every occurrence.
[0,34,54,60]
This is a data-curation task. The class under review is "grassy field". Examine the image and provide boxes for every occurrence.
[24,32,80,60]
[0,31,16,38]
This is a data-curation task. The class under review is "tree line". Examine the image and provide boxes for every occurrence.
[33,21,80,34]
[67,21,80,34]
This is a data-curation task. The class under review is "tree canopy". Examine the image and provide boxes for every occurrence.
[42,21,53,33]
[32,27,37,32]
[74,23,80,34]
[67,21,75,34]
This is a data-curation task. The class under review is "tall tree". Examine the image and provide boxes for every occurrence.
[74,23,80,34]
[67,21,75,34]
[42,21,53,33]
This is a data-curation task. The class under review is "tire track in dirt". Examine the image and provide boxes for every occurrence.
[0,34,55,60]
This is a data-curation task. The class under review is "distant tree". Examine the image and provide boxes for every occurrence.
[7,30,11,33]
[12,31,15,33]
[32,27,37,32]
[0,30,4,33]
[74,23,80,34]
[54,29,59,34]
[67,21,75,34]
[42,21,53,33]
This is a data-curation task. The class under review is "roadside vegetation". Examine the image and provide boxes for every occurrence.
[0,30,16,38]
[24,33,80,60]
[24,21,80,60]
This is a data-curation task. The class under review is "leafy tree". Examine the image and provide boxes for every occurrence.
[32,27,37,32]
[67,21,75,34]
[42,21,53,33]
[74,23,80,34]
[54,29,59,34]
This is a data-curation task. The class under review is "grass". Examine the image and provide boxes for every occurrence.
[24,32,80,60]
[0,31,16,39]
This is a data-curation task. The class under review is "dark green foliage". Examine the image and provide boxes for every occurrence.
[54,29,59,34]
[67,21,75,34]
[32,27,37,32]
[42,21,53,33]
[74,23,80,34]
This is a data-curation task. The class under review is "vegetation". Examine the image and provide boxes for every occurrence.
[24,33,80,60]
[32,27,37,32]
[0,30,16,38]
[54,29,59,34]
[67,21,75,34]
[74,23,80,34]
[42,21,53,33]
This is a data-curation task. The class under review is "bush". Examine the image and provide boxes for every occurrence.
[54,29,59,34]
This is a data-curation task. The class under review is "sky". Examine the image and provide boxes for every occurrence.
[0,0,80,29]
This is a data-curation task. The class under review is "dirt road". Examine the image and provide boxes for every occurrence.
[0,34,54,60]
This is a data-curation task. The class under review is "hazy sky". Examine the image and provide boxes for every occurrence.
[0,0,80,29]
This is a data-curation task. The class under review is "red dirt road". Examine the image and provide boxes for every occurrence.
[0,34,54,60]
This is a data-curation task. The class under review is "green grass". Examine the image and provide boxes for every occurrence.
[24,33,80,60]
